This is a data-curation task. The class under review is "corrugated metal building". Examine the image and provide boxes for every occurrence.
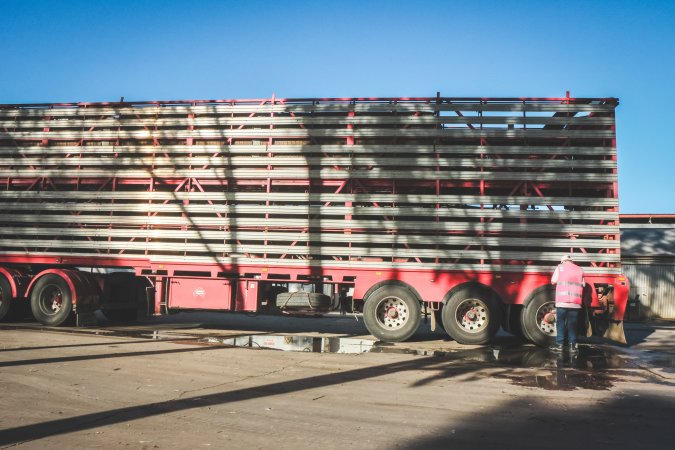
[620,215,675,319]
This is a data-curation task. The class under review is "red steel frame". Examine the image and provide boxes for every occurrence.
[0,95,629,330]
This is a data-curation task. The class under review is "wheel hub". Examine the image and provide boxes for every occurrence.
[51,293,63,312]
[536,302,557,336]
[455,299,488,333]
[376,297,409,330]
[39,285,64,316]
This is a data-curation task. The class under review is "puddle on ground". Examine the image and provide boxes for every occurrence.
[499,371,619,391]
[6,321,645,392]
[198,334,377,354]
[189,334,641,391]
[479,345,629,370]
[194,334,630,367]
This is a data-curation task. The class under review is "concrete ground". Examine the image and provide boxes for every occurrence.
[1,314,674,449]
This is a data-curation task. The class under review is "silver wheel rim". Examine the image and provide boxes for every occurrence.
[38,284,64,317]
[375,296,409,330]
[535,301,557,336]
[455,298,489,333]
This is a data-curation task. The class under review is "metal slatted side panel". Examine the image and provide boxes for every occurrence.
[623,263,675,319]
[0,96,622,273]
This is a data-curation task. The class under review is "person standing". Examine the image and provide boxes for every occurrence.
[550,254,585,352]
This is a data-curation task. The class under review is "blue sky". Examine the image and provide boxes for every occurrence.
[1,0,673,213]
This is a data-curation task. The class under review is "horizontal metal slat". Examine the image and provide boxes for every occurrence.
[1,202,619,220]
[0,238,620,263]
[0,249,623,275]
[0,168,618,182]
[0,101,615,119]
[0,191,620,207]
[0,226,621,248]
[0,128,615,140]
[0,155,617,170]
[0,144,617,157]
[0,115,615,129]
[0,213,620,233]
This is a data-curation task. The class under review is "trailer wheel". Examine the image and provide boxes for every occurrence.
[520,287,556,347]
[0,276,12,321]
[30,274,74,326]
[363,285,421,343]
[441,286,502,345]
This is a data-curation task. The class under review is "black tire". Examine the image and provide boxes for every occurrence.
[30,274,74,326]
[0,276,12,321]
[441,285,502,345]
[363,285,421,343]
[520,286,557,347]
[276,292,331,311]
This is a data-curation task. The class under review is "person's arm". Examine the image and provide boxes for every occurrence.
[551,265,559,284]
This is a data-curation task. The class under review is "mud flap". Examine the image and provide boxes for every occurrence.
[430,307,437,332]
[603,320,627,345]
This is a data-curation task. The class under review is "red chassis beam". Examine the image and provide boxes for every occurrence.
[0,253,628,321]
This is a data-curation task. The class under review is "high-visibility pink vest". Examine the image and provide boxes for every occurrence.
[555,263,584,305]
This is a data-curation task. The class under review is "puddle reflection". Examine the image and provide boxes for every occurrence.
[197,334,630,368]
[199,334,377,354]
[195,334,638,391]
[499,371,619,391]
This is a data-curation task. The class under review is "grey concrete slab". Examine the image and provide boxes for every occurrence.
[1,319,674,449]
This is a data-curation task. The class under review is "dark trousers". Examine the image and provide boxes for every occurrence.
[556,307,579,346]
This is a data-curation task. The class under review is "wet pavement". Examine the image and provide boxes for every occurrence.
[2,312,674,393]
[1,315,675,449]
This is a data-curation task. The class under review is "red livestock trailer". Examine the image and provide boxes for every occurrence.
[0,95,628,345]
